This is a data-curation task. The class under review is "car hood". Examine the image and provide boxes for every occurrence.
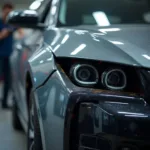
[45,24,150,68]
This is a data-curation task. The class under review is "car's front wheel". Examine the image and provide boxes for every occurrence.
[27,94,43,150]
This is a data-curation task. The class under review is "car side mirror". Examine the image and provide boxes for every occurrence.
[7,9,46,30]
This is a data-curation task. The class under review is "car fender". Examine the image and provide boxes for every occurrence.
[24,44,57,150]
[25,44,57,89]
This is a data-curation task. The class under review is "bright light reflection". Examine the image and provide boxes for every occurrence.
[34,77,37,82]
[75,30,88,35]
[51,6,57,15]
[99,28,121,34]
[29,50,46,62]
[53,44,60,52]
[40,60,44,64]
[24,10,36,15]
[143,54,150,60]
[66,29,72,33]
[57,71,66,86]
[109,41,124,45]
[51,29,61,46]
[71,44,86,55]
[67,88,72,93]
[91,34,100,42]
[47,58,52,61]
[94,38,100,42]
[125,114,148,118]
[100,94,134,99]
[29,1,41,10]
[52,0,59,5]
[118,112,144,115]
[61,34,69,44]
[105,101,128,105]
[93,11,110,26]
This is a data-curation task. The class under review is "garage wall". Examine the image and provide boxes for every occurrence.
[0,0,32,11]
[0,0,31,6]
[0,1,31,15]
[0,4,30,10]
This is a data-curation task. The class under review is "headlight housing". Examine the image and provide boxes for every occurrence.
[56,58,143,94]
[70,64,99,86]
[101,68,127,90]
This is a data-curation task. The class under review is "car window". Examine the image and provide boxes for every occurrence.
[58,0,150,26]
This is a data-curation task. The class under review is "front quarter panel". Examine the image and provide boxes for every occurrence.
[27,44,56,88]
[34,70,73,150]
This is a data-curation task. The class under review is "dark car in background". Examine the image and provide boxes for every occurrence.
[7,0,150,150]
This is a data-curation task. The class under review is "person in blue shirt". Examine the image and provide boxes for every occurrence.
[0,3,15,108]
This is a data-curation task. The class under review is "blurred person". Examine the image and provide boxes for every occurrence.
[0,3,15,108]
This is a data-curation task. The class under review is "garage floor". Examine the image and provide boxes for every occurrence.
[0,109,26,150]
[0,84,26,150]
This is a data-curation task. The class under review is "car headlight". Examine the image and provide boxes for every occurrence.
[56,58,143,94]
[101,68,127,90]
[70,64,99,86]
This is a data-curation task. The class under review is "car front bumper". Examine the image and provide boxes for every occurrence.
[65,90,150,150]
[36,70,150,150]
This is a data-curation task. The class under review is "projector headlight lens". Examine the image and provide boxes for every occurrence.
[70,64,99,86]
[101,68,127,90]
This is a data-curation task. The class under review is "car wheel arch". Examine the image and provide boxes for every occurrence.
[25,71,47,150]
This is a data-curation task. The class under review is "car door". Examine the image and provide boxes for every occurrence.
[11,0,52,123]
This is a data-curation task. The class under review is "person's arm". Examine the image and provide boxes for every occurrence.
[0,24,17,40]
[0,28,12,40]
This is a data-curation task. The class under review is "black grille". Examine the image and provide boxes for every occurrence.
[139,145,150,150]
[79,134,111,150]
[117,143,150,150]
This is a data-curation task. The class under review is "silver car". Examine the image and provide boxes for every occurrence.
[7,0,150,150]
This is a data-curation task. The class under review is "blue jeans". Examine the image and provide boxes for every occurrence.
[1,57,11,106]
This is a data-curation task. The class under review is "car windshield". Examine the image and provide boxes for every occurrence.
[58,0,150,26]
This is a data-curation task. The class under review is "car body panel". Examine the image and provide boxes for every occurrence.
[11,30,56,123]
[44,25,150,68]
[28,43,56,88]
[34,70,71,150]
[11,39,33,122]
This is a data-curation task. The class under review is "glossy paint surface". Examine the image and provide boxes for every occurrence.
[44,24,150,68]
[11,30,56,123]
[35,70,71,150]
[28,43,56,88]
